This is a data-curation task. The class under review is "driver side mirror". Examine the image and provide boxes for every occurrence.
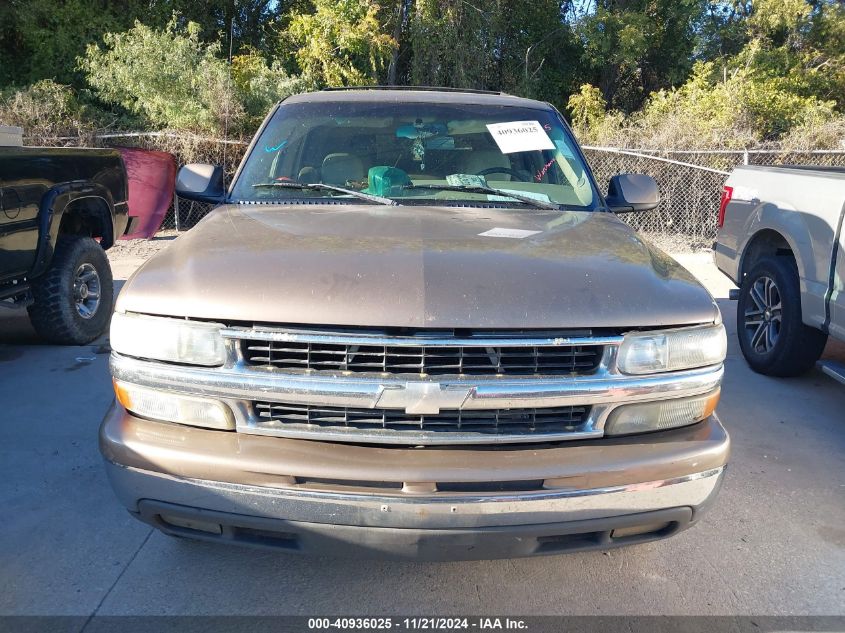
[175,163,226,204]
[605,173,659,213]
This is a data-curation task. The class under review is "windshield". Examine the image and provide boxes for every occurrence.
[230,100,599,210]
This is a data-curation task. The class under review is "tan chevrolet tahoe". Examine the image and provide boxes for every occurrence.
[100,88,729,560]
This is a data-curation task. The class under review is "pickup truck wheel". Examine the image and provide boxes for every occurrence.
[737,256,827,376]
[27,235,114,345]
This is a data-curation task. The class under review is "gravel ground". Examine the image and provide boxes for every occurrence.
[105,232,177,281]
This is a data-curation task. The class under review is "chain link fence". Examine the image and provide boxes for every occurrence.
[28,131,845,250]
[169,196,220,230]
[584,147,845,250]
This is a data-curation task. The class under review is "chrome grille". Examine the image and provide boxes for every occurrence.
[253,402,590,437]
[241,340,603,376]
[217,327,619,443]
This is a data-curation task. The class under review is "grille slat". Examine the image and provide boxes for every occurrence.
[237,329,607,442]
[242,340,602,376]
[254,402,590,436]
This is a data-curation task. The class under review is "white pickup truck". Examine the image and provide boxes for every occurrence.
[714,165,845,382]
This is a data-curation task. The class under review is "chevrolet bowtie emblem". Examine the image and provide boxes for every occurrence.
[377,382,474,415]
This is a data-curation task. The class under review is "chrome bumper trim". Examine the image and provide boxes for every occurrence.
[230,408,607,444]
[220,325,624,348]
[110,352,723,444]
[105,461,725,530]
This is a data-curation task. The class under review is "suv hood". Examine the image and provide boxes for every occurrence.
[117,204,717,329]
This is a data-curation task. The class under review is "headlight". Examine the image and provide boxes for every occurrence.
[604,389,720,436]
[113,380,235,430]
[110,312,226,366]
[617,324,726,374]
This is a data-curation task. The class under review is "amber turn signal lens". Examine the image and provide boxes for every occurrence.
[113,380,235,430]
[604,389,720,436]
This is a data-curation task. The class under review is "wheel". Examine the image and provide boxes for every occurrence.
[736,256,827,376]
[27,235,114,345]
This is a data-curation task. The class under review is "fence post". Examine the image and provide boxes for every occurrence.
[743,148,749,165]
[173,192,180,232]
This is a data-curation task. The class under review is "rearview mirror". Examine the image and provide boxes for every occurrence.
[605,173,659,213]
[175,163,225,204]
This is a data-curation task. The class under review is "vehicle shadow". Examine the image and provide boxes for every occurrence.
[716,297,845,367]
[0,279,126,345]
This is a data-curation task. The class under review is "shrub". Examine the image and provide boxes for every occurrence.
[80,18,243,135]
[779,116,845,150]
[231,49,310,129]
[0,80,96,143]
[287,0,396,87]
[569,60,840,150]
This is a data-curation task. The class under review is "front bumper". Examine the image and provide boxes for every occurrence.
[100,405,729,560]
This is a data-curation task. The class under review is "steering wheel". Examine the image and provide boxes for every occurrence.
[476,167,530,181]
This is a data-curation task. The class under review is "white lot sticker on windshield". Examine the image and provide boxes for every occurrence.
[479,228,542,239]
[486,121,555,154]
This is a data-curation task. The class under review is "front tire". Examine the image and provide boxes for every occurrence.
[28,235,114,345]
[736,256,827,376]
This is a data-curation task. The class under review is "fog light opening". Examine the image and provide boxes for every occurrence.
[610,521,673,540]
[159,514,223,535]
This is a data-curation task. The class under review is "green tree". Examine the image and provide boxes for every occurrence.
[285,0,396,86]
[0,80,100,141]
[0,0,309,90]
[404,0,578,104]
[408,0,497,89]
[80,18,241,133]
[231,48,309,127]
[696,1,752,62]
[166,0,290,52]
[0,0,157,87]
[571,0,845,145]
[567,83,627,143]
[489,1,580,102]
[575,0,707,113]
[744,0,845,103]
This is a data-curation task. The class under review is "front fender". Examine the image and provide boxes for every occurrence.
[32,182,116,278]
[739,205,808,277]
[738,203,824,329]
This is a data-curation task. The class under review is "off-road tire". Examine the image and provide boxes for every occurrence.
[27,235,113,345]
[736,256,827,377]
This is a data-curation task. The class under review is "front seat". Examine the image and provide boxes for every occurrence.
[321,153,365,186]
[462,149,512,181]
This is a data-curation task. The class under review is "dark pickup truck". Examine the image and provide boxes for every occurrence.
[0,136,130,344]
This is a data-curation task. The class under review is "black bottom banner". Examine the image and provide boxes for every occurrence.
[0,616,843,633]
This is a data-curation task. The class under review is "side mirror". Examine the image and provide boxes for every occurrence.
[605,173,659,213]
[175,163,225,204]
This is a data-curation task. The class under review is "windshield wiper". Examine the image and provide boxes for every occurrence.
[252,182,397,206]
[401,184,559,210]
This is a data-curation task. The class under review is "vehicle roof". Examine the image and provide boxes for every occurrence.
[283,88,554,110]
